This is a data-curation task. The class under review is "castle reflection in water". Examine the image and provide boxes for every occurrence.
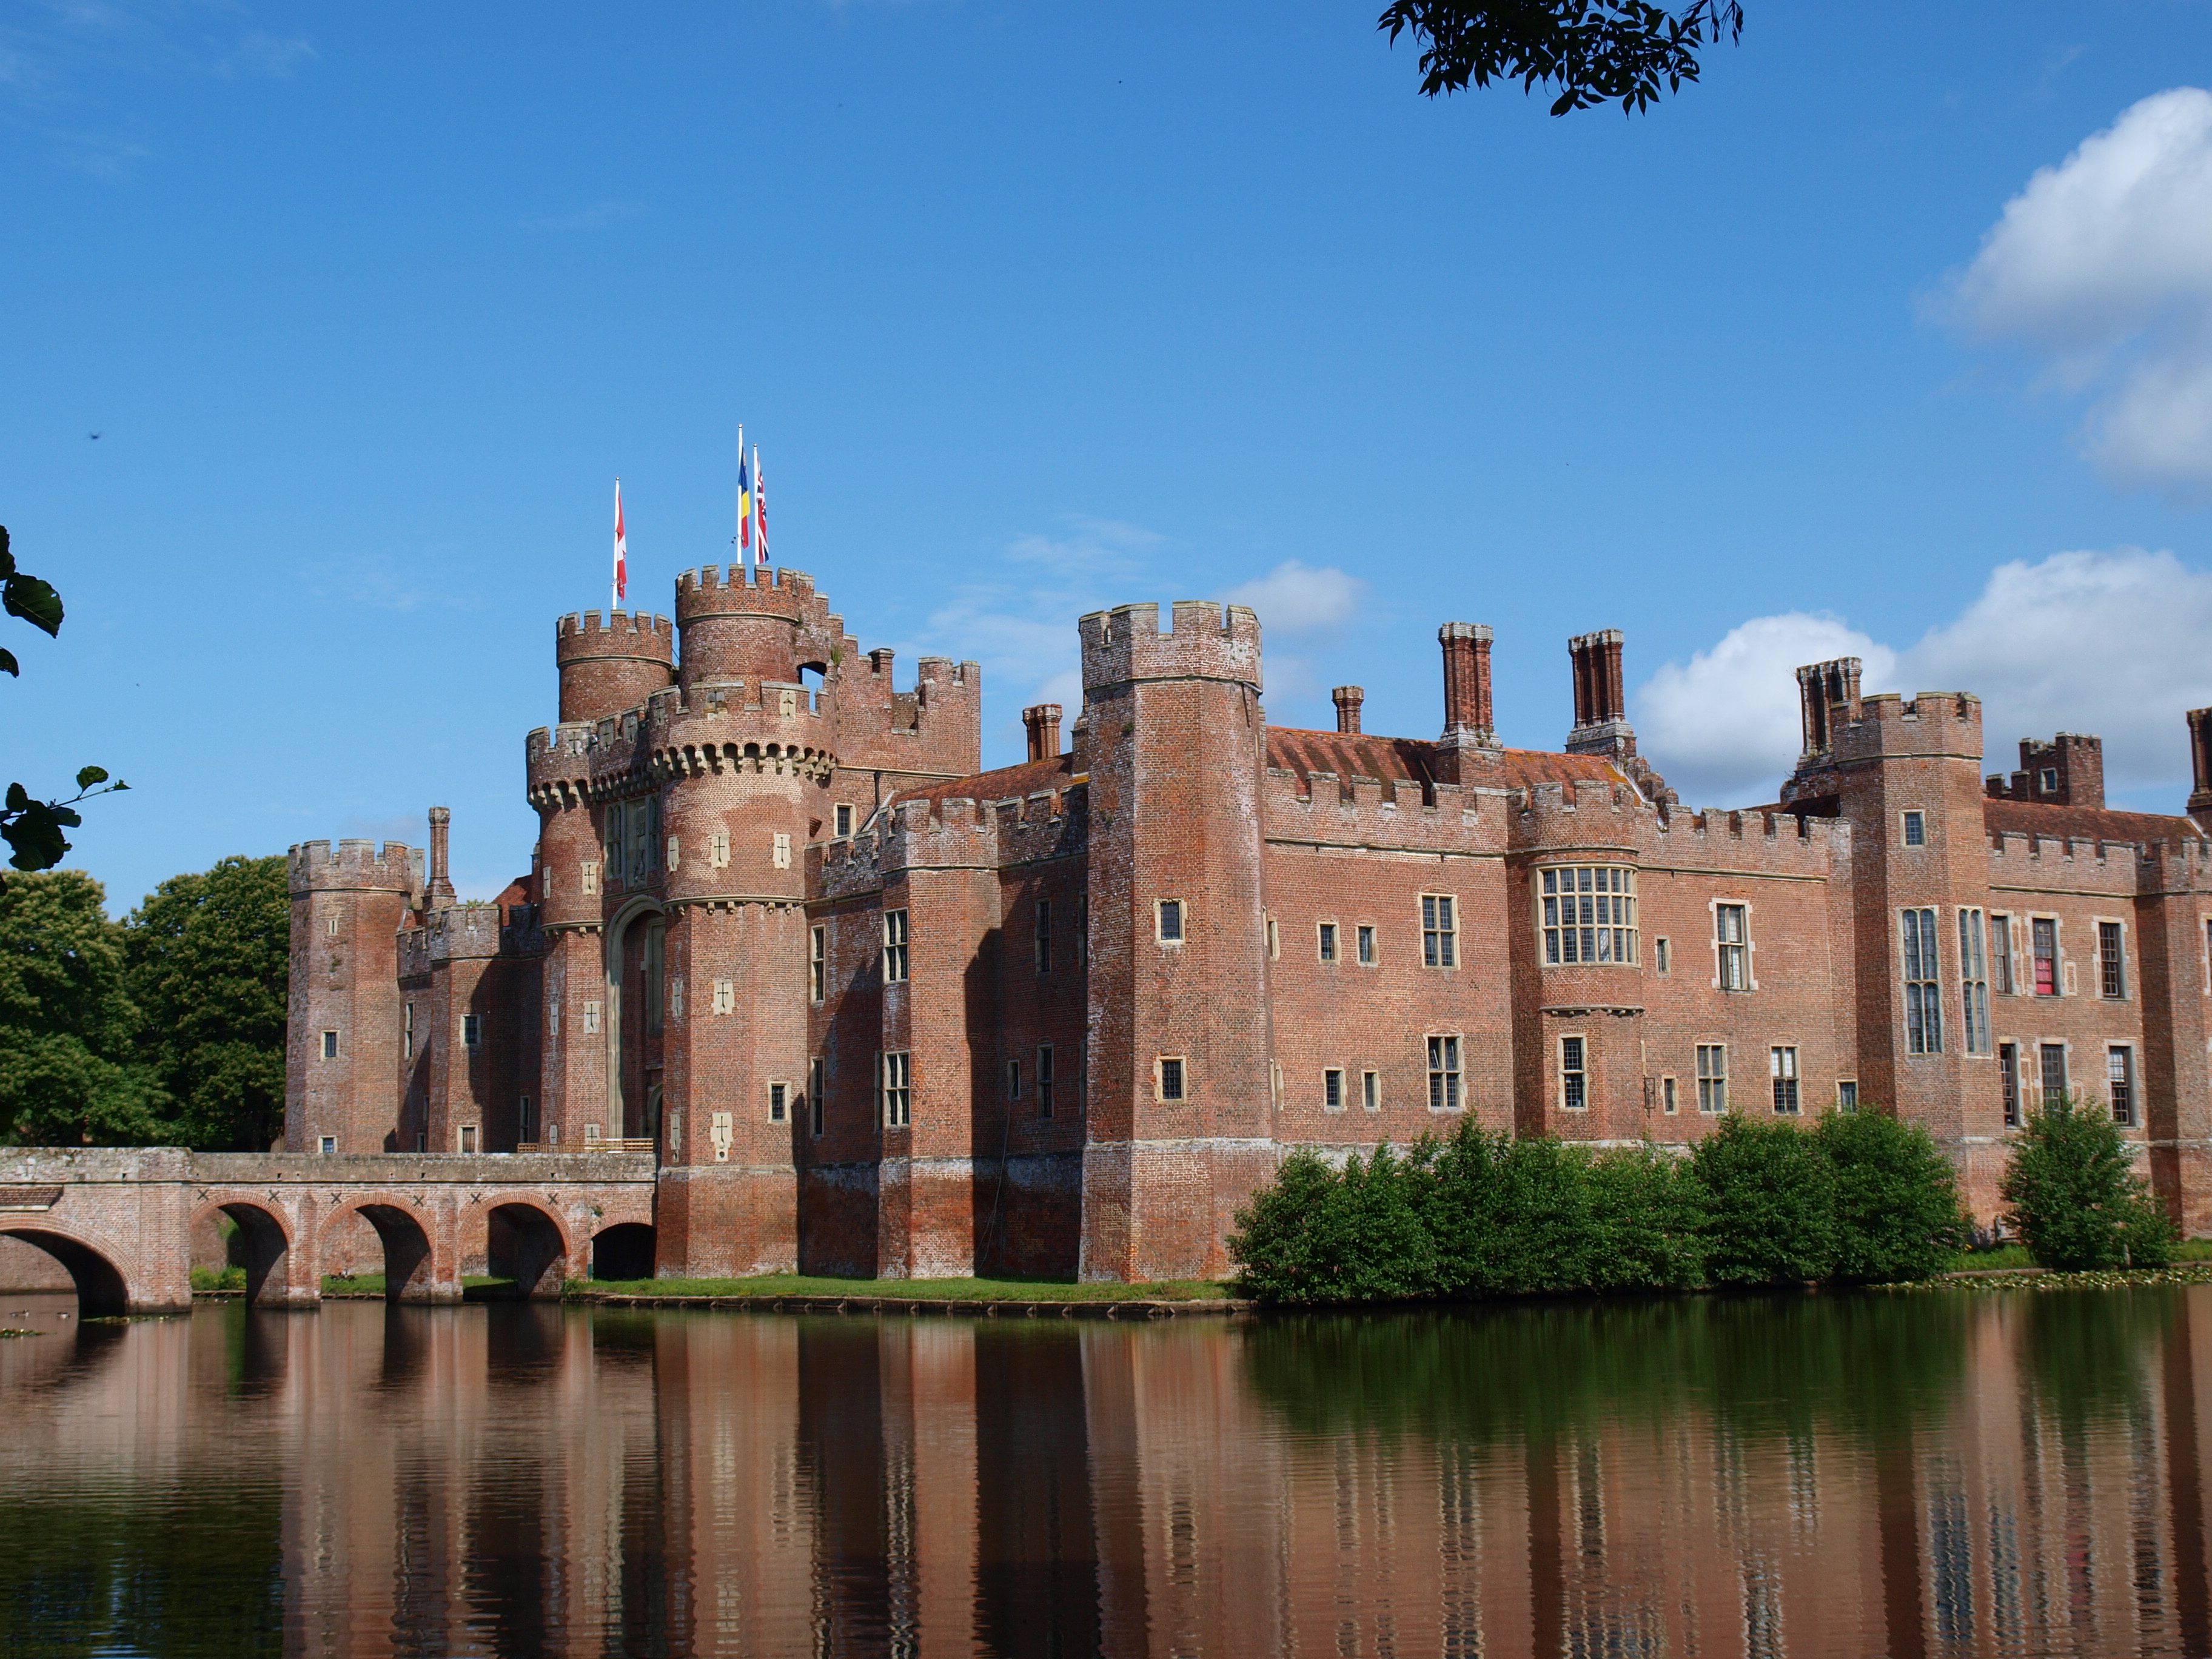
[4,1289,2210,1658]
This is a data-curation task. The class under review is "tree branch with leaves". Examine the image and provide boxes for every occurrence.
[1379,1,1744,116]
[1,525,126,881]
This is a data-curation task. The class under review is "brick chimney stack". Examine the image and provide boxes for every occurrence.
[2192,709,2212,816]
[1438,623,1495,745]
[1332,686,1364,734]
[1565,630,1637,760]
[1022,703,1063,762]
[427,806,455,906]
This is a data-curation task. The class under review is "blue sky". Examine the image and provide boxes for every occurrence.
[5,1,2212,907]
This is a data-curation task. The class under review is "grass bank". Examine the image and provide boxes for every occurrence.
[571,1274,1233,1304]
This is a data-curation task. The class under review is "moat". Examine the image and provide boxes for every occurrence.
[3,1287,2210,1658]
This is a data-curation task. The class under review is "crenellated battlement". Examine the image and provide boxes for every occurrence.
[555,609,674,661]
[674,563,828,628]
[1826,691,1983,762]
[1079,600,1262,695]
[289,839,424,896]
[1501,780,1847,869]
[1261,765,1494,856]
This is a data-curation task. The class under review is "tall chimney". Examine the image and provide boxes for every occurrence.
[427,806,455,906]
[1438,623,1495,745]
[2189,709,2212,815]
[1565,629,1638,759]
[1332,686,1364,734]
[1795,657,1863,761]
[1022,703,1063,762]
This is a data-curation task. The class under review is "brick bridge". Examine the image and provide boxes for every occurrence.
[0,1149,657,1315]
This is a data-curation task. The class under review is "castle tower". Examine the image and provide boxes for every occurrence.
[286,838,422,1154]
[556,610,674,723]
[1078,600,1272,1282]
[650,566,839,1276]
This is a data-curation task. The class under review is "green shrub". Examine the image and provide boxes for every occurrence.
[1690,1115,1839,1286]
[1817,1108,1971,1282]
[1585,1144,1708,1290]
[188,1265,246,1292]
[2000,1095,2176,1270]
[1228,1145,1436,1303]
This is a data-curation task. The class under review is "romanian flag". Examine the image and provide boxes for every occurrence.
[736,444,752,555]
[613,480,627,604]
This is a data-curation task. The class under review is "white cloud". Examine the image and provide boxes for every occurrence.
[1635,548,2212,809]
[1943,87,2212,488]
[1222,560,1366,637]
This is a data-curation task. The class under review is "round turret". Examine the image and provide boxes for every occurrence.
[556,611,675,723]
[675,565,834,694]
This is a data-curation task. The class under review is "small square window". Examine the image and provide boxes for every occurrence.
[1902,810,1926,847]
[2039,767,2059,794]
[1158,1056,1186,1101]
[318,1135,337,1156]
[1356,925,1376,965]
[836,803,854,837]
[1158,900,1184,942]
[320,1030,340,1061]
[1318,923,1338,963]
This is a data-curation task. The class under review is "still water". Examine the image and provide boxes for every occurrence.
[1,1285,2208,1658]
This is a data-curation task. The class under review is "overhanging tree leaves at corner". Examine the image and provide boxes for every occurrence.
[0,525,126,880]
[1378,1,1744,115]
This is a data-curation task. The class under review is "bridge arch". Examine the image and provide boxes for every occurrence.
[190,1198,312,1308]
[483,1201,571,1299]
[323,1196,447,1302]
[0,1226,129,1317]
[591,1220,657,1281]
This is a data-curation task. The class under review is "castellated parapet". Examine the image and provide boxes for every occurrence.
[288,525,2212,1278]
[556,610,674,725]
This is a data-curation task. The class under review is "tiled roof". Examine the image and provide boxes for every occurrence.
[1983,797,2204,847]
[888,754,1078,812]
[1264,728,1626,793]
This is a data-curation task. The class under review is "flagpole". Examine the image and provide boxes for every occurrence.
[733,423,745,561]
[612,476,620,617]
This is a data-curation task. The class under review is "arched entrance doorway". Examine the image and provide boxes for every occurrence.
[0,1229,129,1317]
[592,1222,656,1281]
[605,897,666,1143]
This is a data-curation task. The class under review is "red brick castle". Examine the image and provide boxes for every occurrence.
[287,557,2212,1279]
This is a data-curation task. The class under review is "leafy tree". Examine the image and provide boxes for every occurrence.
[1584,1142,1708,1289]
[1817,1108,1972,1283]
[1,525,126,879]
[1229,1145,1438,1303]
[124,856,289,1151]
[2000,1095,2176,1270]
[1379,0,1744,116]
[0,871,160,1145]
[1689,1114,1838,1285]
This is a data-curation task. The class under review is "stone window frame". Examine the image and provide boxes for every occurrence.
[1538,865,1638,968]
[1769,1044,1800,1114]
[1006,1057,1023,1103]
[519,1096,537,1144]
[1155,1055,1188,1103]
[2094,916,2129,1000]
[1901,808,1928,848]
[1317,921,1339,964]
[1557,1033,1589,1112]
[457,1123,479,1155]
[320,1029,340,1061]
[879,1051,913,1128]
[1269,1059,1283,1108]
[1037,1044,1055,1119]
[2037,1039,2070,1109]
[318,1135,337,1156]
[404,1002,415,1059]
[1711,899,1756,992]
[1957,907,1992,1054]
[1999,1042,2021,1125]
[769,1082,790,1124]
[1902,906,1944,1055]
[1419,893,1460,970]
[1322,1067,1346,1112]
[883,909,911,984]
[2106,1044,2135,1126]
[1837,1078,1860,1113]
[1660,1074,1679,1114]
[809,1057,826,1137]
[463,1013,481,1049]
[1654,937,1671,976]
[1695,1042,1728,1113]
[1156,899,1187,945]
[1266,916,1279,960]
[1989,911,2017,996]
[1361,1069,1380,1112]
[834,803,854,839]
[809,926,826,1003]
[1356,925,1377,967]
[2029,914,2063,998]
[1426,1033,1463,1112]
